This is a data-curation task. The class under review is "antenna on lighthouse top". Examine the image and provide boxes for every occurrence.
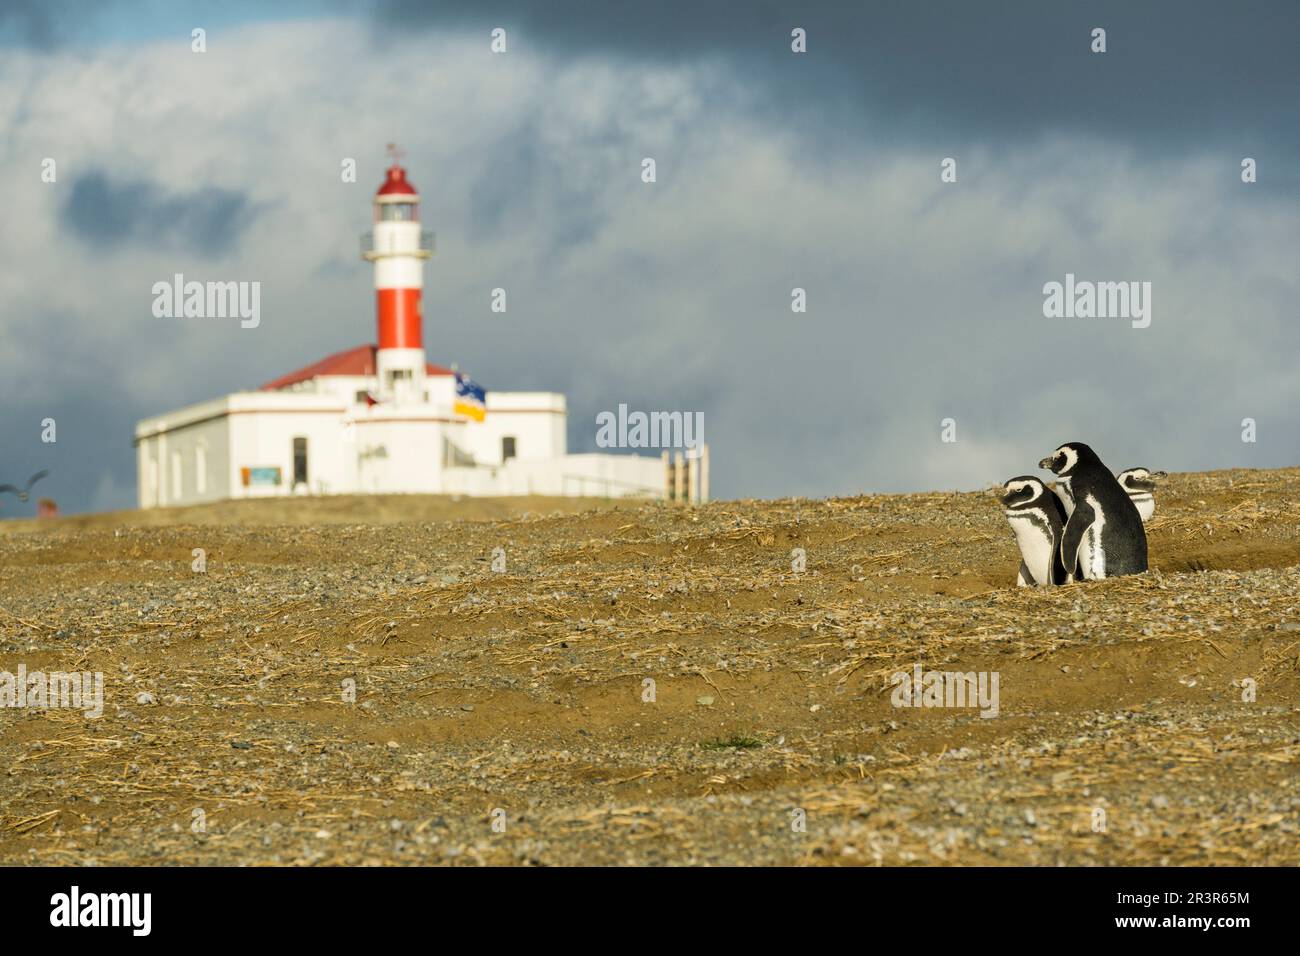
[386,142,406,166]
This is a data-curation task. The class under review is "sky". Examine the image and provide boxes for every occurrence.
[1,0,1297,515]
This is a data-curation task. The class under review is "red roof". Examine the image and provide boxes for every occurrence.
[377,164,418,197]
[259,344,452,391]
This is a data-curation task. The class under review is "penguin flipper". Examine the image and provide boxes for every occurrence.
[1060,501,1095,582]
[1050,538,1069,586]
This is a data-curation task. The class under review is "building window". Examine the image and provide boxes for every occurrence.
[171,451,182,498]
[195,445,207,495]
[387,369,413,393]
[293,437,309,485]
[355,389,369,404]
[502,436,517,461]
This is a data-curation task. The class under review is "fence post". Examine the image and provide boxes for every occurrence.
[700,443,709,504]
[688,447,699,504]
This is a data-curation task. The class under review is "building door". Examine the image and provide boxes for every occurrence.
[293,437,308,487]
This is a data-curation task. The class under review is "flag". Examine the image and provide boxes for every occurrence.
[454,371,486,421]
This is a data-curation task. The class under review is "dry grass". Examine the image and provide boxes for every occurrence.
[1,467,1298,865]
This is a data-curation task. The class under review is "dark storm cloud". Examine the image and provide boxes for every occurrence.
[0,0,130,49]
[374,0,1300,152]
[66,172,260,257]
[0,0,67,48]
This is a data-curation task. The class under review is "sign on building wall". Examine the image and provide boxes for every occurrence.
[241,466,282,487]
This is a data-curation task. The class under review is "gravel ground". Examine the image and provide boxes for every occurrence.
[1,471,1297,865]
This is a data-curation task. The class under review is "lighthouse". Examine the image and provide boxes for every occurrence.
[362,145,435,402]
[134,145,678,508]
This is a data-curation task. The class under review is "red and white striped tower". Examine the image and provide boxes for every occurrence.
[362,144,434,402]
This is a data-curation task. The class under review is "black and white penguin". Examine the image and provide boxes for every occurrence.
[1038,443,1148,580]
[1050,482,1075,519]
[1115,467,1167,523]
[1000,476,1068,587]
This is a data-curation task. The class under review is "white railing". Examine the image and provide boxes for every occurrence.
[561,474,662,499]
[360,230,435,258]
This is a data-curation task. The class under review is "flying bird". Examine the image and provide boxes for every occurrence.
[0,470,49,502]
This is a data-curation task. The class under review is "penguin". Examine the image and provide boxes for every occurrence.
[1038,442,1147,581]
[1000,476,1068,587]
[1115,467,1167,523]
[1050,481,1075,519]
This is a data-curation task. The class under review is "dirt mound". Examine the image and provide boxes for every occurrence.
[1,467,1297,865]
[0,493,610,534]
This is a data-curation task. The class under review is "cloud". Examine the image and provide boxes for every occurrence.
[372,0,1300,154]
[66,171,259,255]
[0,15,1297,516]
[0,0,69,49]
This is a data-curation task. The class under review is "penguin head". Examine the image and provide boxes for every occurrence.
[1038,442,1097,477]
[1116,467,1167,492]
[1000,475,1050,511]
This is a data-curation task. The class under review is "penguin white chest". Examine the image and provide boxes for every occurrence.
[1079,493,1107,578]
[1053,480,1075,517]
[1007,512,1055,586]
[1130,493,1154,522]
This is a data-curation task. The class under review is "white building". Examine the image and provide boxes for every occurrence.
[134,154,677,508]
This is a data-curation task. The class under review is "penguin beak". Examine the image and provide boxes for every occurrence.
[1037,455,1056,471]
[1151,471,1168,481]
